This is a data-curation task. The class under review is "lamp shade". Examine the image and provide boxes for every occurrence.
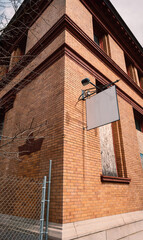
[81,78,90,86]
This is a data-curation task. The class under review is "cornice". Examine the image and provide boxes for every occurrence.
[0,94,16,113]
[1,14,142,99]
[102,0,143,53]
[0,43,142,116]
[80,0,143,68]
[0,44,65,109]
[64,15,143,97]
[0,15,66,89]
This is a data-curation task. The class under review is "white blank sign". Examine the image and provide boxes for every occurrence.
[86,86,120,130]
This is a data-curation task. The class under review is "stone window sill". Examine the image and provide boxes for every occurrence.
[101,175,131,184]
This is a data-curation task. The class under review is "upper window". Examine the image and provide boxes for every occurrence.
[138,71,143,89]
[125,55,140,85]
[9,35,27,71]
[134,109,143,132]
[93,18,109,54]
[0,110,5,140]
[139,78,143,89]
[0,55,10,80]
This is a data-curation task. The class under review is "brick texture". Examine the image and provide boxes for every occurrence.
[0,57,65,223]
[108,35,127,72]
[0,0,142,226]
[63,56,143,223]
[26,0,65,52]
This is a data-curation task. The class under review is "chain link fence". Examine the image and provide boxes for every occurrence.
[0,175,43,240]
[0,161,52,240]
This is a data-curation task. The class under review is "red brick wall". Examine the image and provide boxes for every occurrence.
[108,36,127,72]
[26,0,66,52]
[0,0,142,226]
[0,57,65,223]
[63,56,143,223]
[65,31,142,106]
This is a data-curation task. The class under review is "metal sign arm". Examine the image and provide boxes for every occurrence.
[79,79,120,101]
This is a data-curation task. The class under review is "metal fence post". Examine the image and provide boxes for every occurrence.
[39,176,47,240]
[45,160,52,240]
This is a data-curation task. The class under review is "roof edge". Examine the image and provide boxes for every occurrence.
[104,0,143,52]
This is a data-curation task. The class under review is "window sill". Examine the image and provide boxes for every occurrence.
[101,175,131,184]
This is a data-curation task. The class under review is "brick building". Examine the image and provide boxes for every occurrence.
[0,0,143,239]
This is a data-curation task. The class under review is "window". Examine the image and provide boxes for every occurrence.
[96,80,128,180]
[125,55,140,85]
[0,55,10,80]
[99,123,118,177]
[0,110,5,140]
[140,153,143,168]
[9,35,27,71]
[0,65,8,81]
[139,77,143,89]
[134,109,143,133]
[93,18,109,54]
[96,80,117,177]
[134,110,143,169]
[138,71,143,89]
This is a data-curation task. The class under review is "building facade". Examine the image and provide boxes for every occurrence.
[0,0,143,239]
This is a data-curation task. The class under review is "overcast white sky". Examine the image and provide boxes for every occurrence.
[0,1,22,29]
[110,0,143,46]
[0,0,143,46]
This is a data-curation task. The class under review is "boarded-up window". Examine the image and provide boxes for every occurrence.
[95,80,117,176]
[95,80,127,178]
[99,123,117,176]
